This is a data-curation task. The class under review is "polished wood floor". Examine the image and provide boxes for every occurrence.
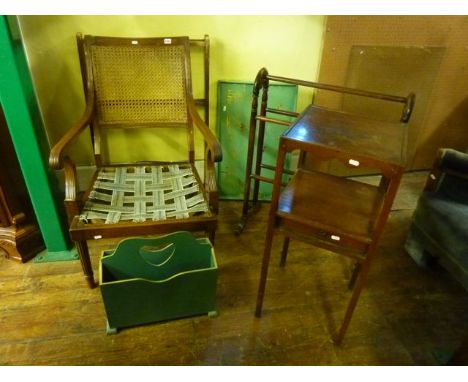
[1,172,468,365]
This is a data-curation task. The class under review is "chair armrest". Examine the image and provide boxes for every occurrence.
[187,101,222,162]
[425,148,468,194]
[187,101,221,213]
[61,156,82,223]
[438,148,468,176]
[63,156,79,202]
[49,99,94,170]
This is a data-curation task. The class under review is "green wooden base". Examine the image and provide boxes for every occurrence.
[105,311,218,335]
[33,248,79,263]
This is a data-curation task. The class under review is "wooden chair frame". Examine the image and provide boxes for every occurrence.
[49,34,221,288]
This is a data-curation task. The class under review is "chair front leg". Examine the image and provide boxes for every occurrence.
[208,227,216,246]
[75,240,96,289]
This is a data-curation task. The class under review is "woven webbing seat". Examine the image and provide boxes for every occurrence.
[49,35,221,288]
[82,164,209,224]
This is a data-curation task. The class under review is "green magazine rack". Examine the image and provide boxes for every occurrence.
[99,231,218,333]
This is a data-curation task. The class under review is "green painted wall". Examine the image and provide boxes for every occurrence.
[17,15,325,164]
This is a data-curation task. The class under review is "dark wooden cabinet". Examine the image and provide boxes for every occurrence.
[0,105,44,262]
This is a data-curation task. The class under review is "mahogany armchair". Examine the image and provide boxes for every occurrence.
[49,34,221,288]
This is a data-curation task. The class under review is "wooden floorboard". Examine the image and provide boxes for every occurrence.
[1,171,468,365]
